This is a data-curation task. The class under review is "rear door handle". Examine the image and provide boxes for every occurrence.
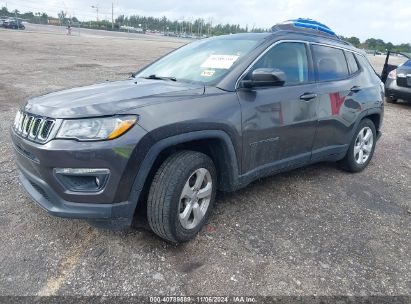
[300,93,318,101]
[350,86,362,93]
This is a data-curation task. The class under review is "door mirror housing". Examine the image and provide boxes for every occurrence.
[241,68,286,88]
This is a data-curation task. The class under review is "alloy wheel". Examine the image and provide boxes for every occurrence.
[178,168,213,230]
[354,126,374,165]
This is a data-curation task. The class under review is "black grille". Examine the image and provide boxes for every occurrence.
[25,116,33,133]
[41,120,54,139]
[31,119,41,136]
[396,72,411,88]
[397,77,408,88]
[13,111,55,143]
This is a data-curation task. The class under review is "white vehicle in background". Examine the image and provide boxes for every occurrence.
[120,25,145,33]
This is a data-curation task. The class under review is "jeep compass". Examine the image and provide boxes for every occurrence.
[11,19,384,243]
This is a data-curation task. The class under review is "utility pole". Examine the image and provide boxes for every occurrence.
[111,2,114,30]
[91,5,99,22]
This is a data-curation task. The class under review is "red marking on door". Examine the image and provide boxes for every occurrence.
[329,92,346,115]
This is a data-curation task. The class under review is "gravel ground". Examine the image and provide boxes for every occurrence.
[0,26,410,297]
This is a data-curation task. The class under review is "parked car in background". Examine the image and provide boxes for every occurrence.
[3,19,25,30]
[11,19,384,243]
[382,51,411,103]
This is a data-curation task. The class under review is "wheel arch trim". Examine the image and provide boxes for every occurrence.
[350,107,382,137]
[127,130,240,213]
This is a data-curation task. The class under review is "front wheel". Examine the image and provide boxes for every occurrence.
[339,118,376,173]
[147,151,217,243]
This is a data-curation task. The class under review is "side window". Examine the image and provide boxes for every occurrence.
[346,51,359,74]
[312,45,349,81]
[356,54,380,80]
[251,42,309,86]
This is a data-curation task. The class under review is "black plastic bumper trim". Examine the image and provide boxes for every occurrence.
[18,163,135,228]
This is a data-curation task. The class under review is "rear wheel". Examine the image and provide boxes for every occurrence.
[147,151,217,243]
[339,118,376,173]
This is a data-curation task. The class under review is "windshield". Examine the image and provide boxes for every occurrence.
[136,35,264,85]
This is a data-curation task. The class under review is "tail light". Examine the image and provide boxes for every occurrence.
[388,69,397,79]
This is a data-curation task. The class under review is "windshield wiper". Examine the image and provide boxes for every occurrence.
[144,74,177,82]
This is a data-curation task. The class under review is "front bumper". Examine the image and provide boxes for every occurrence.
[11,123,148,228]
[18,163,135,228]
[385,79,411,101]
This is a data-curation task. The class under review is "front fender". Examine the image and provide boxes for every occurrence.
[123,130,241,216]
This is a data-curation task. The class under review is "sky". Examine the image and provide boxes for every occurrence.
[2,0,410,44]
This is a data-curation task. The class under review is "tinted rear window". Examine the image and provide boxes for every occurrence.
[346,51,359,74]
[312,45,349,81]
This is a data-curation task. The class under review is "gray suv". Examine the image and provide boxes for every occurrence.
[11,20,384,243]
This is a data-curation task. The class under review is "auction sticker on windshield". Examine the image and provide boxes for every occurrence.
[201,70,215,77]
[201,55,240,69]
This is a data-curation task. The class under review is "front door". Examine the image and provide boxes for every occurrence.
[236,42,318,173]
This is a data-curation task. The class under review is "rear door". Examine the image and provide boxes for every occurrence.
[236,41,318,173]
[311,44,364,161]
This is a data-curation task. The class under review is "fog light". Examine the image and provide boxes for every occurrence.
[54,168,110,192]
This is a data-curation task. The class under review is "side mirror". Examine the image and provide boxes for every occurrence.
[241,68,286,88]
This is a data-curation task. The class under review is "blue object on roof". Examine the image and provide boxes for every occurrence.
[279,18,338,37]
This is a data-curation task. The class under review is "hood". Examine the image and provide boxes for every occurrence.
[24,78,204,118]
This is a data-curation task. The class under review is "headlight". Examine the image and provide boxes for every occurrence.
[56,115,137,141]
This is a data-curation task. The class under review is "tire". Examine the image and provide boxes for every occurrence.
[339,118,377,173]
[147,151,217,243]
[385,96,397,103]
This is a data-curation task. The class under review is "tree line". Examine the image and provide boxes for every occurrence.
[113,15,266,35]
[1,7,49,24]
[341,36,411,54]
[1,6,265,35]
[2,6,410,52]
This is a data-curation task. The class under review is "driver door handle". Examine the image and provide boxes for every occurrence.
[300,92,317,101]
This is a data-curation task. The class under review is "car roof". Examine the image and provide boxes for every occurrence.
[273,31,359,51]
[220,31,361,53]
[222,19,362,54]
